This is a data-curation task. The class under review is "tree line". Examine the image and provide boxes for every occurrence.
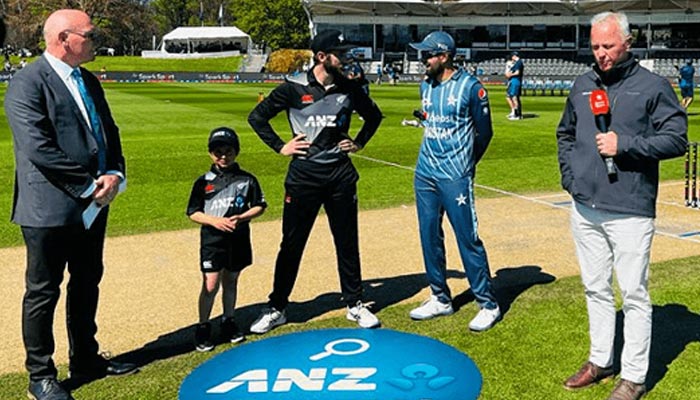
[1,0,310,56]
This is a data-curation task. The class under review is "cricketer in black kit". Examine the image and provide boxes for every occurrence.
[247,29,383,333]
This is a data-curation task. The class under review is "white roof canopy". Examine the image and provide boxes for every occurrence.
[162,26,250,42]
[303,0,700,17]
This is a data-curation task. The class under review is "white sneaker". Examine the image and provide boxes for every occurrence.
[507,115,519,120]
[409,295,454,320]
[250,307,287,334]
[468,306,501,332]
[346,301,380,328]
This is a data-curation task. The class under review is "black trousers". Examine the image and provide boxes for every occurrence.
[269,161,363,310]
[21,213,107,381]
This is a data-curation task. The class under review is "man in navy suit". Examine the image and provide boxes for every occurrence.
[5,9,136,400]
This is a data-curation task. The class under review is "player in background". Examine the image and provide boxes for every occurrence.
[506,51,524,120]
[679,58,695,109]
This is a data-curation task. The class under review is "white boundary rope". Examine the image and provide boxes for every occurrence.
[352,153,700,244]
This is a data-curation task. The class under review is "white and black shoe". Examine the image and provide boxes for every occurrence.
[221,317,246,344]
[346,301,380,328]
[250,307,287,334]
[194,322,214,352]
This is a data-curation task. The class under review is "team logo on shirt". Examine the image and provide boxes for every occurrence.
[205,184,215,193]
[304,115,337,128]
[478,88,487,100]
[301,94,314,104]
[211,197,235,211]
[235,195,245,208]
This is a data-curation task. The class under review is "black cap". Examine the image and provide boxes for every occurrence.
[510,51,520,58]
[208,127,240,154]
[311,29,355,54]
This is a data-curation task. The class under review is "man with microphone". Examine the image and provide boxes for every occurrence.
[556,12,686,400]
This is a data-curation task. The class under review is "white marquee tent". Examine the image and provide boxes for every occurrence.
[142,26,251,59]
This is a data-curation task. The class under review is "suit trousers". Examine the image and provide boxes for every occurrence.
[21,212,108,381]
[269,174,362,310]
[570,201,654,384]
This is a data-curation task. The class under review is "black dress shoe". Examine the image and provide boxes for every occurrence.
[70,360,139,380]
[105,360,139,376]
[28,378,74,400]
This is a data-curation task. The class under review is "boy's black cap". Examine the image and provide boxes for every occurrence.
[510,51,519,58]
[311,29,355,54]
[208,127,240,154]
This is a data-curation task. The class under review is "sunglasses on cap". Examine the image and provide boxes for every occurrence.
[420,51,447,63]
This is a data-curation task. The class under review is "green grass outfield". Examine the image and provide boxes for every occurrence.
[0,83,697,248]
[0,83,698,398]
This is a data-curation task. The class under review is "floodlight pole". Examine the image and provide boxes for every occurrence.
[301,0,316,37]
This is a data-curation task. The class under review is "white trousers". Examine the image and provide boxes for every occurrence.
[570,202,654,384]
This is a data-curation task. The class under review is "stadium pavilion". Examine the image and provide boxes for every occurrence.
[302,0,700,80]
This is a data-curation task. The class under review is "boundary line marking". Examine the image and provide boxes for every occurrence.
[352,153,700,244]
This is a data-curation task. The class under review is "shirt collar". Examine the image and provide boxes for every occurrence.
[43,52,77,81]
[210,163,241,175]
[593,53,637,86]
[449,67,465,81]
[426,66,464,85]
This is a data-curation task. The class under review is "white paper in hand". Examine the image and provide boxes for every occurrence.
[82,201,103,229]
[81,178,127,229]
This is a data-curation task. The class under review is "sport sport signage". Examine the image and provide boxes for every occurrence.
[179,328,482,399]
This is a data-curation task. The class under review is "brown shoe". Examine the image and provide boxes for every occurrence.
[607,379,646,400]
[563,361,614,390]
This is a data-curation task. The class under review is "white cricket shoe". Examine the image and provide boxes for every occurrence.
[468,306,501,332]
[346,301,380,329]
[250,307,287,334]
[409,295,454,320]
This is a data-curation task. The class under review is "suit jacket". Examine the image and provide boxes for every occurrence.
[5,55,125,227]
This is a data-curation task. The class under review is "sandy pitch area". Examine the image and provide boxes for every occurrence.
[1,184,698,374]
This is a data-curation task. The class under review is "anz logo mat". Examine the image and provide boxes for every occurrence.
[179,328,481,399]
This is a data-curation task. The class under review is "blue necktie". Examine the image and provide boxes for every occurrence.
[72,68,106,173]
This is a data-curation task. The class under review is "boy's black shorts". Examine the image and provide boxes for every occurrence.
[200,227,252,273]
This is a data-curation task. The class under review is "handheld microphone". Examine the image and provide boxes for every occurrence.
[589,89,616,176]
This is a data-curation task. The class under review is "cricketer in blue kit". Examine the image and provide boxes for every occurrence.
[408,31,501,332]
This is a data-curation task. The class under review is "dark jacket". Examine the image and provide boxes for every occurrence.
[5,55,125,227]
[248,69,382,166]
[557,55,687,217]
